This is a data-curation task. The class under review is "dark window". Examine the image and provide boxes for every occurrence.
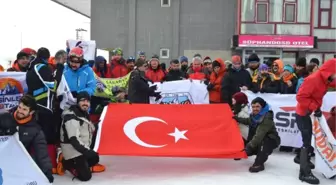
[284,3,296,22]
[161,0,170,6]
[256,3,268,22]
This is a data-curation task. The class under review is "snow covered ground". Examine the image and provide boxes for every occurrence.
[54,152,335,185]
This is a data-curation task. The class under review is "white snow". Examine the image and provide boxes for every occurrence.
[54,152,335,185]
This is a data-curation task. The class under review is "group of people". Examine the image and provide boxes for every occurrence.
[0,45,335,185]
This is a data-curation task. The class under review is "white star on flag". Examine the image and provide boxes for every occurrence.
[168,127,189,143]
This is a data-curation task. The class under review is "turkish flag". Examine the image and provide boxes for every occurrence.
[94,104,247,158]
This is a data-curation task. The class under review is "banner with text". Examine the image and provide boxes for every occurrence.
[94,73,131,99]
[0,72,27,111]
[244,91,336,148]
[67,39,96,61]
[150,80,209,104]
[0,134,51,185]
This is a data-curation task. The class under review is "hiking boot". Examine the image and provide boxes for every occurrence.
[91,164,106,173]
[56,152,65,175]
[294,155,315,169]
[299,171,320,184]
[249,164,265,173]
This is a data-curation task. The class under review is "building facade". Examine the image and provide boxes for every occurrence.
[91,0,237,62]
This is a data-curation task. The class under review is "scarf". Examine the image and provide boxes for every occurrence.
[14,110,33,125]
[251,104,270,128]
[282,74,294,83]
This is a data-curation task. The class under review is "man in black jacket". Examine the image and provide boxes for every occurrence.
[128,59,161,103]
[164,59,187,82]
[0,95,54,183]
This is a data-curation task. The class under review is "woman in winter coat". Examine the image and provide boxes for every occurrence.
[208,58,226,103]
[232,92,250,142]
[251,64,280,93]
[279,65,298,94]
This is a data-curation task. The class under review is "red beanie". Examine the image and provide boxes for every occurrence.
[21,48,37,56]
[233,92,248,105]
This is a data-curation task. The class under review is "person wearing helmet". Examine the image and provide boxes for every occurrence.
[138,51,146,61]
[63,47,97,97]
[110,47,128,78]
[126,56,135,72]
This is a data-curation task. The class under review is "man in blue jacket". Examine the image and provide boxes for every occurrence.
[63,47,96,98]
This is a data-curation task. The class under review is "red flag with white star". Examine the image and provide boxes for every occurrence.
[94,104,247,158]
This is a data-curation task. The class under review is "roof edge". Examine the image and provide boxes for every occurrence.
[50,0,90,18]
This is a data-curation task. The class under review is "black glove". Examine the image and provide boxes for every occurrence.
[244,144,254,156]
[207,84,215,91]
[154,92,162,101]
[314,108,322,118]
[44,170,54,183]
[260,88,266,93]
[71,91,78,98]
[149,85,157,91]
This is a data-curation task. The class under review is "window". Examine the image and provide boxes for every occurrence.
[161,0,170,7]
[256,3,268,22]
[284,3,296,22]
[160,49,169,59]
[318,0,332,28]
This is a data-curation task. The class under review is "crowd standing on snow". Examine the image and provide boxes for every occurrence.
[0,46,335,184]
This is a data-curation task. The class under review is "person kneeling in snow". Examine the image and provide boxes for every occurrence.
[233,97,280,173]
[58,91,105,181]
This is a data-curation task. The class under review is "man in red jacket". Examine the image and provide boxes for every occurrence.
[295,58,336,184]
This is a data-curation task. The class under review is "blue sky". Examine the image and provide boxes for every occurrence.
[0,0,90,66]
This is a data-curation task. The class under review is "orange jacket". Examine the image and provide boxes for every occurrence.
[209,58,226,103]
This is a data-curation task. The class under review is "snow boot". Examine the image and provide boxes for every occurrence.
[294,153,315,169]
[299,148,319,184]
[249,164,265,173]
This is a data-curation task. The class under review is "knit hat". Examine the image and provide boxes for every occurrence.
[296,57,307,67]
[138,51,145,56]
[77,91,91,103]
[193,53,202,58]
[248,53,260,63]
[231,55,241,64]
[127,56,135,63]
[21,48,37,56]
[16,52,29,60]
[69,47,84,59]
[232,92,248,105]
[203,56,212,64]
[310,58,320,66]
[259,63,269,71]
[212,61,221,69]
[283,64,294,73]
[179,56,188,63]
[251,97,267,108]
[95,56,106,63]
[113,47,123,56]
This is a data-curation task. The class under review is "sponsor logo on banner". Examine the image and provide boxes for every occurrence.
[159,92,193,104]
[0,78,24,110]
[275,110,300,134]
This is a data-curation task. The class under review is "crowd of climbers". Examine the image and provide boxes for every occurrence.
[0,46,335,184]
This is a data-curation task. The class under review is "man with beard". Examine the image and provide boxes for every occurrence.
[7,51,30,72]
[179,56,189,73]
[58,92,105,181]
[246,53,261,82]
[1,95,54,183]
[163,59,187,81]
[137,51,146,61]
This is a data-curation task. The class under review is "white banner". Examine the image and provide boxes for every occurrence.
[312,116,336,178]
[244,91,336,148]
[150,80,209,104]
[67,39,96,61]
[0,72,27,111]
[0,134,51,185]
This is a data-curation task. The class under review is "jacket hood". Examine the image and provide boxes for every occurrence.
[213,58,226,75]
[273,59,284,73]
[148,58,161,70]
[318,58,336,82]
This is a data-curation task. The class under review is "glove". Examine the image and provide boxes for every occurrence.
[154,92,162,101]
[203,80,210,86]
[150,85,157,91]
[207,84,215,91]
[244,144,254,156]
[44,170,54,183]
[314,108,322,118]
[71,91,78,98]
[259,88,266,93]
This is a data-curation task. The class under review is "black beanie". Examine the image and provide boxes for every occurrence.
[251,97,266,108]
[212,61,221,69]
[37,47,50,60]
[296,57,307,67]
[77,91,91,103]
[248,53,260,63]
[310,58,320,66]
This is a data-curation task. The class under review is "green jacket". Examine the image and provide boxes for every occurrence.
[236,111,280,149]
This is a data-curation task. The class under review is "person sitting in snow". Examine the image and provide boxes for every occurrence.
[233,97,280,173]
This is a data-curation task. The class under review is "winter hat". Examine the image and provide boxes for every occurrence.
[259,63,269,71]
[113,47,123,56]
[95,56,106,63]
[21,48,37,56]
[149,55,160,63]
[77,91,91,103]
[212,60,221,69]
[233,92,248,105]
[138,51,146,56]
[296,57,307,67]
[251,97,267,108]
[248,53,260,63]
[69,47,84,60]
[36,47,50,60]
[16,51,29,60]
[231,55,241,64]
[283,64,294,73]
[310,58,320,66]
[127,56,135,63]
[194,53,202,58]
[179,56,188,63]
[203,56,212,64]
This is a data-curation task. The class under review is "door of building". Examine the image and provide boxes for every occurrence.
[242,49,282,64]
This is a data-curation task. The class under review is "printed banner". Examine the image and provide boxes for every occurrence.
[94,73,131,99]
[244,91,336,148]
[57,75,76,110]
[312,116,336,178]
[0,72,27,111]
[0,134,51,185]
[67,39,96,61]
[238,35,315,48]
[149,80,209,104]
[94,104,246,158]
